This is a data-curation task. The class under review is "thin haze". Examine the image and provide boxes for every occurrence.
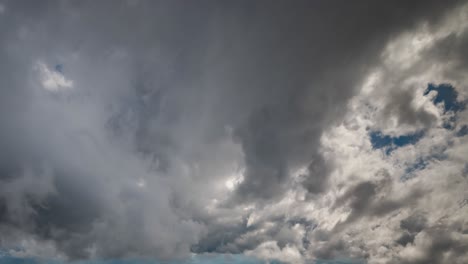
[0,1,468,264]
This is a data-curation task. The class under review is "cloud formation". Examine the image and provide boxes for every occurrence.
[0,1,467,263]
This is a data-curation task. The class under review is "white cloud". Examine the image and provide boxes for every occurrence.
[35,61,73,91]
[309,4,468,262]
[245,241,304,264]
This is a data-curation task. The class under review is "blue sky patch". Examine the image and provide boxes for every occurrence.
[55,64,64,73]
[401,158,428,181]
[405,158,427,174]
[424,83,465,112]
[457,125,468,137]
[369,131,424,153]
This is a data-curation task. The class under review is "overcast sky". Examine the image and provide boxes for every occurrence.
[1,1,468,264]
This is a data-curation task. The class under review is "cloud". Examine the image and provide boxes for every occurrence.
[0,1,467,264]
[35,62,73,91]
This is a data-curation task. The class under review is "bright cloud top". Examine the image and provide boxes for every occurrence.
[35,62,73,91]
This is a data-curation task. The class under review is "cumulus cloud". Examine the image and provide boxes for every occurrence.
[0,1,467,264]
[35,62,73,91]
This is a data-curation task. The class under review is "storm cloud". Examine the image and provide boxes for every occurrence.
[1,1,468,264]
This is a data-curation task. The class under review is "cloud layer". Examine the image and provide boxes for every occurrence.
[0,1,467,263]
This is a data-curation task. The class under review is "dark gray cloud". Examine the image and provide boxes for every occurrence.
[332,171,424,229]
[381,88,438,129]
[396,214,427,246]
[0,0,466,262]
[226,0,464,202]
[400,214,427,234]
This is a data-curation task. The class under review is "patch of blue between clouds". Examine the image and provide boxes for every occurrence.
[369,83,468,153]
[424,83,466,130]
[369,130,424,154]
[401,158,428,182]
[54,64,64,73]
[0,254,365,264]
[457,125,468,137]
[424,83,465,113]
[369,83,468,181]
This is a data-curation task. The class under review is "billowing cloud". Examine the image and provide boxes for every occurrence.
[0,1,467,264]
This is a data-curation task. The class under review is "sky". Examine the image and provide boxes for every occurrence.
[0,1,468,264]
